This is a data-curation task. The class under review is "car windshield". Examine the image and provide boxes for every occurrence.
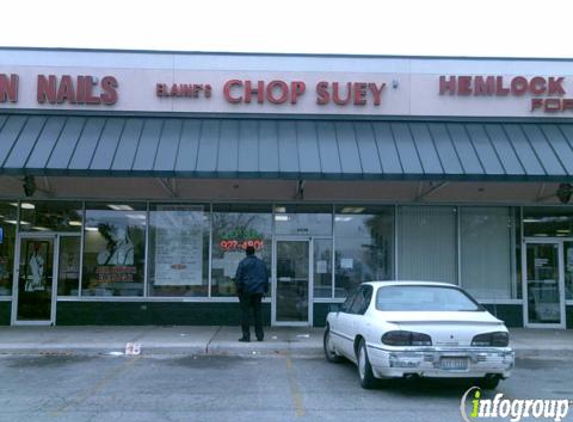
[375,285,483,312]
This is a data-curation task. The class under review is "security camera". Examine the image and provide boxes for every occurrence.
[22,175,36,197]
[556,183,572,204]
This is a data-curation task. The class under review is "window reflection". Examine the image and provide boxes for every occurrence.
[334,206,394,297]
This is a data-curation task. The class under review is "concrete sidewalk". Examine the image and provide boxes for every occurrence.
[0,326,325,358]
[0,326,570,358]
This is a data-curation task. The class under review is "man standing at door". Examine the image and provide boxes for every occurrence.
[234,246,269,342]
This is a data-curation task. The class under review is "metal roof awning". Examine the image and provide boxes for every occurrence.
[1,114,573,181]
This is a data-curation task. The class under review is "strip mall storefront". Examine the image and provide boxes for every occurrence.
[0,48,572,328]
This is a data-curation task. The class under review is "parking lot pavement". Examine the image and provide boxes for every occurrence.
[0,354,571,422]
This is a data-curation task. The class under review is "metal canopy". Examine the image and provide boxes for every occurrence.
[1,114,573,181]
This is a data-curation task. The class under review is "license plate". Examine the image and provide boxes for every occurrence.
[440,357,469,371]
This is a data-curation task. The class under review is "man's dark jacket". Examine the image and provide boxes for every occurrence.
[235,255,269,294]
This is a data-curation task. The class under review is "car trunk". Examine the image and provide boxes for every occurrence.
[379,311,506,347]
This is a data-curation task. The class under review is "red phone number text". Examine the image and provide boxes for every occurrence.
[220,240,264,251]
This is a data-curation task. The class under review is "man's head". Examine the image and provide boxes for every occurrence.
[245,246,255,256]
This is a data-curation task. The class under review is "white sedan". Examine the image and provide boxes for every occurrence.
[324,281,514,389]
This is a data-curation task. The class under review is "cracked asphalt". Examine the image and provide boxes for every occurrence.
[0,354,571,422]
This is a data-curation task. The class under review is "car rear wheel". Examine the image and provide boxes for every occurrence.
[323,326,344,363]
[357,339,377,389]
[478,375,501,390]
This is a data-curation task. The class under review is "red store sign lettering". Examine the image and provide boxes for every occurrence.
[220,80,386,106]
[0,73,118,105]
[439,75,573,113]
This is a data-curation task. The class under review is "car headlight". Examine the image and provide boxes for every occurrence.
[381,330,432,346]
[471,332,509,347]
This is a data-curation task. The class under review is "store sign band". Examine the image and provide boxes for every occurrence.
[1,71,573,116]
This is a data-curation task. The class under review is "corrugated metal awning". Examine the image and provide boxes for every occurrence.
[1,114,573,181]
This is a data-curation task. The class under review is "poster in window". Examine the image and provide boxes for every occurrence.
[25,241,49,292]
[154,205,204,286]
[94,222,137,284]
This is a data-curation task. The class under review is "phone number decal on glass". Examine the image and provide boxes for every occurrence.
[220,240,264,251]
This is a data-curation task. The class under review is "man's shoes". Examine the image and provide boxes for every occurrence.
[238,337,250,342]
[256,337,264,342]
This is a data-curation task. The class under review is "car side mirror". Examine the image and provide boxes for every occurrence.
[329,304,340,313]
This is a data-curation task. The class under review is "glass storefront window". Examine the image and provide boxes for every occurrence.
[0,203,17,296]
[274,204,332,236]
[515,207,523,299]
[334,206,394,297]
[82,203,146,297]
[313,238,333,298]
[564,241,573,301]
[211,204,272,297]
[148,204,209,297]
[57,236,82,296]
[460,207,516,300]
[19,201,83,232]
[398,206,457,285]
[523,207,573,237]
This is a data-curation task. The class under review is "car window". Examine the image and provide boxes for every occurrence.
[362,286,373,313]
[349,285,373,315]
[340,289,358,313]
[376,285,482,312]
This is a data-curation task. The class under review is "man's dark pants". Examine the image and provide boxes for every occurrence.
[239,292,264,340]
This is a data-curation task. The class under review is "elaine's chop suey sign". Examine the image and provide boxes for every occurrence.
[157,80,387,106]
[1,70,573,117]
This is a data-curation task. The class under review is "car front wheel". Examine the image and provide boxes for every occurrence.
[357,338,377,389]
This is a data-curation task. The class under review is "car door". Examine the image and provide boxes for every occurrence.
[331,289,359,359]
[346,285,374,359]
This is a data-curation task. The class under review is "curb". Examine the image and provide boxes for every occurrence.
[0,344,325,358]
[514,349,573,360]
[0,347,569,360]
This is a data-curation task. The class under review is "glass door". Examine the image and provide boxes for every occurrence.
[273,238,312,326]
[12,235,58,324]
[524,241,566,328]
